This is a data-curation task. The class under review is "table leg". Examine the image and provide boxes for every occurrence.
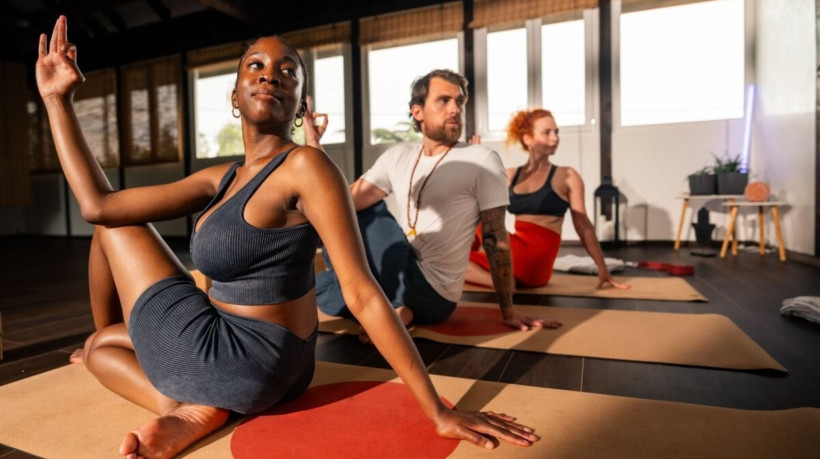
[720,205,739,258]
[674,198,689,250]
[728,198,738,255]
[758,205,765,255]
[771,206,786,262]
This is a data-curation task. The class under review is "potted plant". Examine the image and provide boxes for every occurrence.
[712,153,748,195]
[688,165,716,195]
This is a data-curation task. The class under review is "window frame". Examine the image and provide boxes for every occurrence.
[360,32,464,170]
[613,0,749,128]
[474,10,598,141]
[120,55,184,167]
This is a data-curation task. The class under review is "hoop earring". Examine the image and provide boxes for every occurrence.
[232,106,240,119]
[294,116,303,128]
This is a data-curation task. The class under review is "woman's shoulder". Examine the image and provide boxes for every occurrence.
[555,165,580,179]
[284,145,343,178]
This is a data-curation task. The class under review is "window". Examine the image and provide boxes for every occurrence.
[74,69,119,168]
[477,14,590,137]
[542,19,586,126]
[619,0,745,126]
[367,38,459,144]
[122,56,182,164]
[27,98,59,173]
[292,44,347,146]
[486,27,528,133]
[311,51,346,145]
[193,61,241,158]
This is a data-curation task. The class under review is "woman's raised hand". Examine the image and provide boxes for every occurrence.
[36,16,85,101]
[303,95,328,149]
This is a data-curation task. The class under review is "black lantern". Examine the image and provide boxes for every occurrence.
[593,174,625,249]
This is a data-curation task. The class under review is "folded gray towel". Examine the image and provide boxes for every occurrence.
[780,296,820,324]
[553,254,626,275]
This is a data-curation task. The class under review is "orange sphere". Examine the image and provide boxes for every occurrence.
[744,181,770,202]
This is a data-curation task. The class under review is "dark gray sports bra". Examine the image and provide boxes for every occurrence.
[190,147,320,305]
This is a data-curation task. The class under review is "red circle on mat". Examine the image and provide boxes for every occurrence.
[419,306,511,336]
[231,381,458,458]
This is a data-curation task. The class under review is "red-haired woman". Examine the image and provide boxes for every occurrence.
[466,109,629,290]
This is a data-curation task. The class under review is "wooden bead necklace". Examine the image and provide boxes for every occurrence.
[405,143,454,238]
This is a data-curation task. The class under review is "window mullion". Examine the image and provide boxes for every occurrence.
[527,18,541,110]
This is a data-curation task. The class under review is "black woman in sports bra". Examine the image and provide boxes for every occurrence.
[466,109,630,290]
[36,16,539,459]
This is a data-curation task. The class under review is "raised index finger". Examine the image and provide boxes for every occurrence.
[38,33,47,58]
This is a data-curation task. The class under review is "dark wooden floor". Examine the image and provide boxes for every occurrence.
[2,235,820,458]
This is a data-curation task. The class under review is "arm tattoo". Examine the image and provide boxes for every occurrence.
[479,206,514,311]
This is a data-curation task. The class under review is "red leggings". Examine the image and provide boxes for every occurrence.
[469,221,561,288]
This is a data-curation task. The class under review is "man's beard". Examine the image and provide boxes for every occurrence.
[423,118,462,144]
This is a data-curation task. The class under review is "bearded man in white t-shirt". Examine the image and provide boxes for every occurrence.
[313,69,561,341]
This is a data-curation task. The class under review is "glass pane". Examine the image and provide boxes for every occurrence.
[542,20,586,126]
[368,38,458,144]
[129,68,152,162]
[487,28,527,132]
[194,71,241,158]
[27,101,43,171]
[620,0,744,126]
[156,83,179,161]
[73,71,120,168]
[313,55,346,144]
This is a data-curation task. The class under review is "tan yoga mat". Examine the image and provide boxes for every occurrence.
[318,303,786,372]
[464,273,708,302]
[0,362,816,458]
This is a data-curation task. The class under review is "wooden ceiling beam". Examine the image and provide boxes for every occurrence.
[196,0,254,25]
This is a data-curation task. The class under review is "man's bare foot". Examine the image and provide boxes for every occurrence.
[119,404,229,459]
[359,306,414,344]
[69,348,84,365]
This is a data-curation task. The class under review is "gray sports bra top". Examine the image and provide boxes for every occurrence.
[190,147,320,305]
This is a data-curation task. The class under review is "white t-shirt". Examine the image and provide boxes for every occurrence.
[361,141,509,301]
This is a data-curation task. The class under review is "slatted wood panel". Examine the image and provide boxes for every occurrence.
[0,62,31,207]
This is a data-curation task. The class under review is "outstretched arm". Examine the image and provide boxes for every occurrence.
[480,206,562,330]
[295,148,538,449]
[36,16,219,225]
[565,168,630,290]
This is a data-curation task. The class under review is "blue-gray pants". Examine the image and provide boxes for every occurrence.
[316,201,456,324]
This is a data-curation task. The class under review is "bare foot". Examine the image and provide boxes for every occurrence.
[69,348,84,365]
[119,404,229,459]
[358,306,414,344]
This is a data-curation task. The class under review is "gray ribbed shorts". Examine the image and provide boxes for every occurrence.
[129,276,316,415]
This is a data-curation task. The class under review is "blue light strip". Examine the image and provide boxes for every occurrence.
[740,84,755,174]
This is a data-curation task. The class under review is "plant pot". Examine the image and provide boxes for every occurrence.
[688,174,716,195]
[717,172,748,195]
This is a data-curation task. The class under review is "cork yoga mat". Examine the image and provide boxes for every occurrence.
[0,362,816,459]
[318,303,786,372]
[463,273,708,302]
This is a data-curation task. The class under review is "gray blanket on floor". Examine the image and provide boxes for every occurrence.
[780,296,820,324]
[553,254,626,275]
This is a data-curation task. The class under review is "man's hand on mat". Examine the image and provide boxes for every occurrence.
[596,274,631,290]
[434,409,538,448]
[502,311,562,331]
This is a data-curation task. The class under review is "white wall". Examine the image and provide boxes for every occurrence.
[607,0,816,255]
[753,0,816,255]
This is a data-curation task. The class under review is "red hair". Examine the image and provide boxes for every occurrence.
[505,109,554,151]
